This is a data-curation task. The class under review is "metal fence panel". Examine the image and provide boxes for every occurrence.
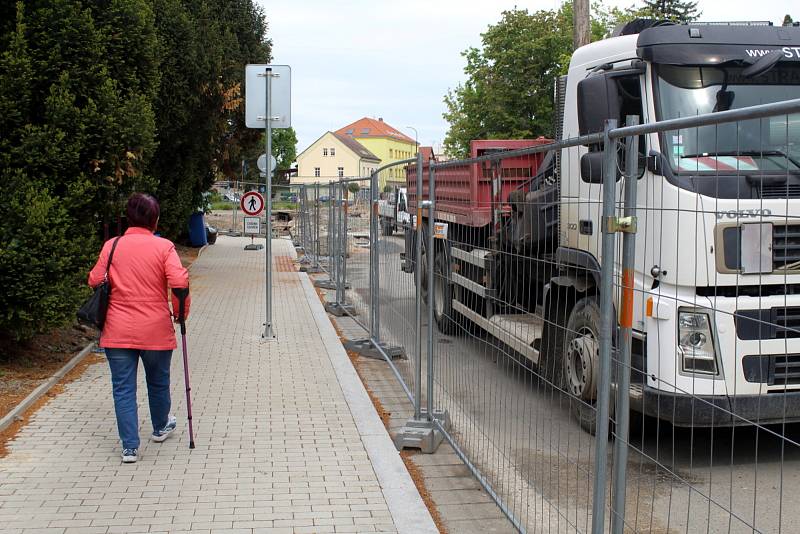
[296,99,800,534]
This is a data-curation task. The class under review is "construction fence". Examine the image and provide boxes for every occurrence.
[295,98,800,533]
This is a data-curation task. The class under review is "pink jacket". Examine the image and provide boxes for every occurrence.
[88,227,191,350]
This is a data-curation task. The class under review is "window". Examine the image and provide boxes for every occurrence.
[389,149,393,158]
[314,167,320,177]
[330,147,335,156]
[361,128,370,135]
[323,148,328,156]
[346,128,354,135]
[337,167,344,178]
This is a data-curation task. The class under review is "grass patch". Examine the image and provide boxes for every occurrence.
[209,201,234,211]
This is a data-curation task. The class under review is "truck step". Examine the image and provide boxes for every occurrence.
[451,246,491,268]
[452,301,541,364]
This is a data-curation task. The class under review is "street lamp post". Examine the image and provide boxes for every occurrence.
[406,126,418,156]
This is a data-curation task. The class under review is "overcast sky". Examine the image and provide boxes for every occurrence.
[255,0,797,154]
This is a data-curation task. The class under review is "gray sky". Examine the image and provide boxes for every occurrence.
[256,0,797,154]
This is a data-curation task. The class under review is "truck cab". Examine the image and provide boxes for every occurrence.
[408,20,800,432]
[551,21,800,428]
[378,186,409,235]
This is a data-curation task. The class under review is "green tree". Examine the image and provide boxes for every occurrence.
[0,0,159,344]
[784,14,794,26]
[272,128,298,171]
[443,8,573,157]
[640,0,700,22]
[149,0,271,238]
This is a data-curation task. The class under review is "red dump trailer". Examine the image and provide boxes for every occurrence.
[407,138,551,228]
[403,138,556,364]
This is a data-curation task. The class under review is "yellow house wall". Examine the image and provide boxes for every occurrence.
[295,132,379,185]
[353,137,416,187]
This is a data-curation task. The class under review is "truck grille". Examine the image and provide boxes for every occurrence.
[758,183,800,199]
[736,307,800,340]
[720,223,800,273]
[774,225,800,270]
[742,354,800,386]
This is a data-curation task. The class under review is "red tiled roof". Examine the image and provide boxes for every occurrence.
[419,146,435,162]
[335,117,415,144]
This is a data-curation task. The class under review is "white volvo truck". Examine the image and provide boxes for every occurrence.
[407,20,800,431]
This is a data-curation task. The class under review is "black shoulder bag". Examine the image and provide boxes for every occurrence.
[77,236,122,330]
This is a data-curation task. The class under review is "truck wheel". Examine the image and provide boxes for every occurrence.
[433,248,458,335]
[563,296,604,435]
[538,297,568,389]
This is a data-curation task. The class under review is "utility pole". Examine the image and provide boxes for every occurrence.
[573,0,590,50]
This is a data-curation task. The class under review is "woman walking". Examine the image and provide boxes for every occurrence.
[88,193,191,463]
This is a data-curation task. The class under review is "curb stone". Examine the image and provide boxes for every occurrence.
[299,271,439,534]
[0,341,96,433]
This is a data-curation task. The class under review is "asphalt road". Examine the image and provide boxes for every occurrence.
[340,231,800,534]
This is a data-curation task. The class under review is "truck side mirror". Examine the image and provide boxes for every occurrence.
[577,73,621,138]
[580,152,605,183]
[646,150,668,177]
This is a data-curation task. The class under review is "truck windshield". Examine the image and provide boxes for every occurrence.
[655,64,800,173]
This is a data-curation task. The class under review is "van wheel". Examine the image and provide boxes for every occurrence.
[433,248,458,335]
[564,296,605,435]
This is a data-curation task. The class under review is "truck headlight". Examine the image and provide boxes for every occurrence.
[678,311,718,375]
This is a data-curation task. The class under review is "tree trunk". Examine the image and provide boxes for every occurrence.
[573,0,590,49]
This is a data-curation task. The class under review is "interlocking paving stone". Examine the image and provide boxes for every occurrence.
[0,236,438,534]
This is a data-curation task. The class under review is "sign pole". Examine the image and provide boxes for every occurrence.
[263,67,274,339]
[245,63,289,340]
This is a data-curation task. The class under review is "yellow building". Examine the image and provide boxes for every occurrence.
[335,117,417,188]
[295,131,380,186]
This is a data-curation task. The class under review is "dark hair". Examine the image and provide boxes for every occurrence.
[126,193,160,230]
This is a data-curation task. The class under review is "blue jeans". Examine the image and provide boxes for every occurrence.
[105,349,172,449]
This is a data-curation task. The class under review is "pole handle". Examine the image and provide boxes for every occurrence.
[172,287,189,335]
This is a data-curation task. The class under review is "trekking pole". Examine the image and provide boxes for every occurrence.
[172,287,195,449]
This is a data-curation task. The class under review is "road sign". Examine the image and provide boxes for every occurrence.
[257,153,277,174]
[241,191,264,216]
[243,217,260,235]
[245,65,291,129]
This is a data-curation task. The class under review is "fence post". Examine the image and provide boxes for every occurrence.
[426,164,436,419]
[393,153,445,454]
[369,171,378,339]
[591,119,619,534]
[324,178,354,316]
[328,181,335,275]
[414,156,424,423]
[340,169,407,361]
[610,115,639,534]
[425,162,449,435]
[314,182,321,270]
[296,185,305,252]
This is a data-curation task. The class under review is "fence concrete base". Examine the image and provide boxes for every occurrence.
[325,301,355,317]
[344,338,405,361]
[314,279,337,290]
[393,410,450,454]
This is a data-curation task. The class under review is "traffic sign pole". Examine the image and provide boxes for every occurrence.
[263,67,274,340]
[245,63,289,341]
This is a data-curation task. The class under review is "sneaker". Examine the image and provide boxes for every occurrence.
[151,414,177,443]
[122,448,138,463]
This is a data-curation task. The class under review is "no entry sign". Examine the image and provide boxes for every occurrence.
[240,191,265,216]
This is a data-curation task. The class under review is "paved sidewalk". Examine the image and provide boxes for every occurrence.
[0,236,436,534]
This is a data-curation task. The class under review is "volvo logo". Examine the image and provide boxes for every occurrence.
[715,209,773,220]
